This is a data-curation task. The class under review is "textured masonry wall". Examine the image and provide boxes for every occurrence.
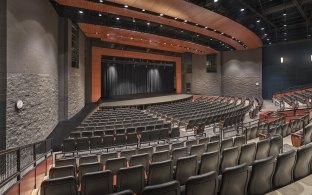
[6,0,59,148]
[6,74,58,147]
[222,48,262,97]
[68,31,86,119]
[191,54,221,96]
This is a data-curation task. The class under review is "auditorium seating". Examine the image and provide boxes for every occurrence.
[45,137,312,195]
[184,171,218,195]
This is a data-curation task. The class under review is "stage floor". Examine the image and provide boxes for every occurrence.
[100,94,192,108]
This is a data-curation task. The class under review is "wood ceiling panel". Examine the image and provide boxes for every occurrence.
[79,23,217,54]
[56,0,262,50]
[108,0,263,49]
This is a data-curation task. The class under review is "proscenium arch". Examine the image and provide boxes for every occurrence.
[92,47,182,102]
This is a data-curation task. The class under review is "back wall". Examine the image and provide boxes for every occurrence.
[263,40,312,99]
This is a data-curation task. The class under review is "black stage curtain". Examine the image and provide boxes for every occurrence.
[102,64,174,98]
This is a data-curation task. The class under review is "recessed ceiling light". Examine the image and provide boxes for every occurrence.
[283,13,287,16]
[214,0,218,2]
[160,24,163,27]
[213,29,217,32]
[267,38,270,40]
[221,32,224,34]
[79,10,83,14]
[308,34,311,37]
[142,9,145,12]
[132,19,135,22]
[181,30,184,32]
[99,0,103,2]
[284,32,287,35]
[256,20,260,23]
[184,20,188,22]
[160,13,163,16]
[284,24,287,27]
[147,22,150,25]
[130,37,133,40]
[240,8,245,12]
[261,27,264,30]
[107,34,110,36]
[124,5,128,8]
[195,24,198,26]
[284,38,287,40]
[205,26,208,29]
[269,42,272,44]
[174,17,177,20]
[264,33,267,36]
[116,17,120,20]
[210,38,213,40]
[99,13,102,16]
[197,35,199,37]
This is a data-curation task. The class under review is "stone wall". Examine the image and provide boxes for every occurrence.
[6,0,59,148]
[191,54,221,96]
[221,48,262,97]
[68,31,85,118]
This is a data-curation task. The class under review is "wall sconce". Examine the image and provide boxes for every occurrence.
[280,57,284,63]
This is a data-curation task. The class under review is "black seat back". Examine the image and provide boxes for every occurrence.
[152,150,170,163]
[185,171,218,195]
[219,164,249,195]
[293,144,312,180]
[199,151,220,175]
[255,139,270,160]
[49,165,76,179]
[40,176,77,195]
[239,142,256,166]
[273,150,296,189]
[81,171,113,195]
[175,155,198,185]
[148,160,173,186]
[220,146,240,173]
[117,165,145,194]
[248,156,276,195]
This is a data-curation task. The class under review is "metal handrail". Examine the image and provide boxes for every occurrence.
[0,139,53,191]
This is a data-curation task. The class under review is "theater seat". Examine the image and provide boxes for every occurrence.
[156,144,170,152]
[219,164,250,195]
[248,156,276,195]
[206,141,220,153]
[105,157,127,175]
[273,150,296,189]
[172,147,188,167]
[293,143,312,180]
[190,144,206,161]
[55,158,77,170]
[175,155,198,185]
[152,150,170,163]
[129,153,149,171]
[220,138,233,152]
[199,151,220,175]
[100,152,118,165]
[233,135,246,147]
[40,176,77,195]
[255,139,270,160]
[142,181,180,195]
[269,135,283,157]
[148,160,173,186]
[184,171,218,195]
[220,146,240,173]
[49,165,76,179]
[81,171,113,195]
[79,162,103,182]
[137,146,153,159]
[239,142,256,166]
[79,155,98,166]
[116,165,145,194]
[120,149,137,161]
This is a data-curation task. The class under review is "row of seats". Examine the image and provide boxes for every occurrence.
[62,127,180,153]
[55,135,282,183]
[72,123,172,137]
[41,141,312,195]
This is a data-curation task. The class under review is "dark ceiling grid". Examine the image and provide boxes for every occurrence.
[187,0,312,45]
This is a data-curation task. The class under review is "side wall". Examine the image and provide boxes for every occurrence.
[6,1,86,148]
[6,0,59,148]
[191,54,222,96]
[263,40,312,99]
[222,48,262,97]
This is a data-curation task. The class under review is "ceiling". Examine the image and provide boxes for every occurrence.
[52,0,298,55]
[187,0,312,44]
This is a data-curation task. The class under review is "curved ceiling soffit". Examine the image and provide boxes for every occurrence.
[108,0,263,49]
[55,0,261,50]
[79,23,217,54]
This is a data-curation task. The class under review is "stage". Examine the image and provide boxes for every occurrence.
[99,94,193,108]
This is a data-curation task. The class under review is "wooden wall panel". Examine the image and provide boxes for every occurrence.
[91,47,182,102]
